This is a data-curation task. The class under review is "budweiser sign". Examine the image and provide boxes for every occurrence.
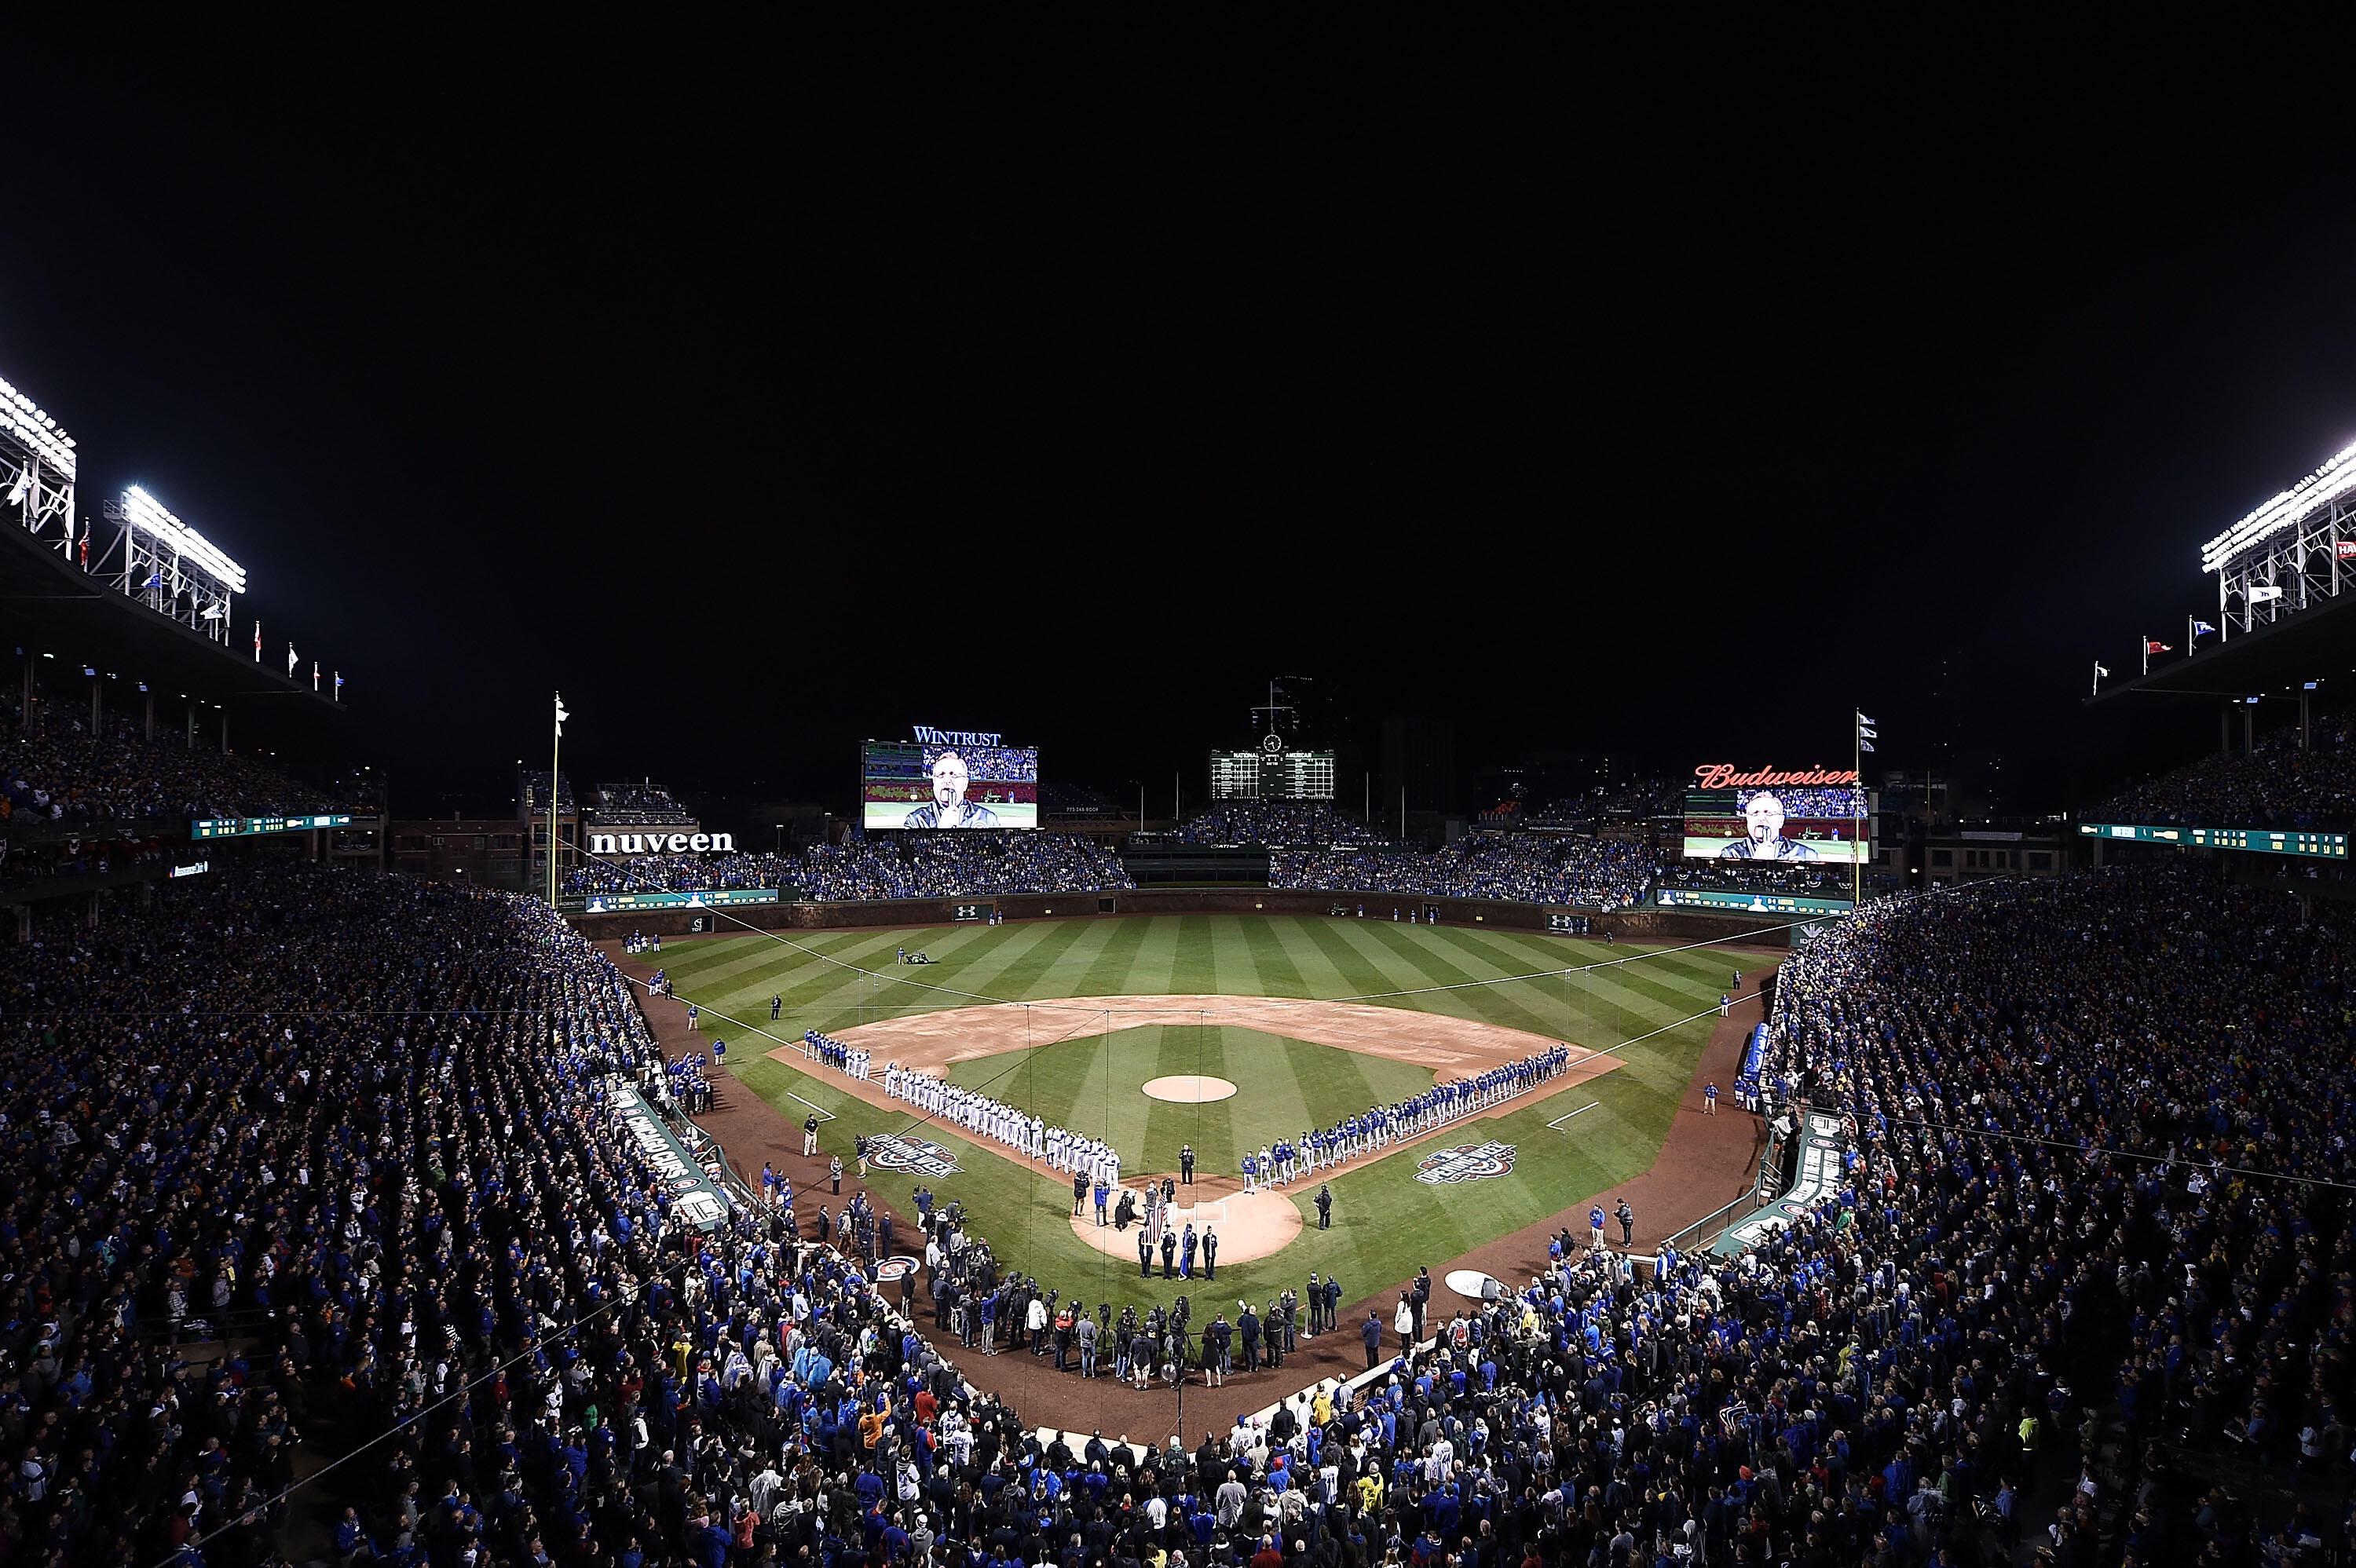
[1693,765,1860,789]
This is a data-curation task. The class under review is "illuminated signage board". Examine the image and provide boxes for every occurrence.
[1655,887,1856,914]
[2077,822,2347,858]
[190,813,352,839]
[580,888,780,913]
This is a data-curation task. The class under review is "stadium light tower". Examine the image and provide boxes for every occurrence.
[114,487,247,644]
[0,370,76,552]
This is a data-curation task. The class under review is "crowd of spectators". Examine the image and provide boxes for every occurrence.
[563,834,1132,901]
[1175,805,1385,848]
[0,837,2343,1568]
[0,714,344,825]
[1747,864,2355,1562]
[1524,780,1683,831]
[0,831,174,886]
[0,863,1013,1568]
[2094,723,2356,830]
[567,852,800,897]
[588,783,694,825]
[1271,835,1651,908]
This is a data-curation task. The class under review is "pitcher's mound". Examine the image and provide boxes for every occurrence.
[1070,1178,1302,1266]
[1140,1074,1238,1103]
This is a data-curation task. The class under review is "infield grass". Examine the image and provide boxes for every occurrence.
[667,914,1732,1314]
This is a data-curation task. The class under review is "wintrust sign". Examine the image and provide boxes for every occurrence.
[587,831,735,855]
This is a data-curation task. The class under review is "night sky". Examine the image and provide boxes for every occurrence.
[5,20,2354,817]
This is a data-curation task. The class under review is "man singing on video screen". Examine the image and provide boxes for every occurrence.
[901,751,1001,828]
[1718,790,1820,861]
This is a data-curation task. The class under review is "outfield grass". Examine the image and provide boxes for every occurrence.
[666,914,1730,1314]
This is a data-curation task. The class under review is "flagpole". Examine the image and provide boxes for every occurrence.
[1853,710,1861,908]
[549,693,562,908]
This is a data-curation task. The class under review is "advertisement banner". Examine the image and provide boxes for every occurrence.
[2077,822,2349,858]
[580,888,781,913]
[191,813,352,839]
[607,1078,731,1232]
[1682,772,1867,863]
[1656,887,1855,914]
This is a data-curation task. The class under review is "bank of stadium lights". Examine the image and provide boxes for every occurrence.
[2201,437,2356,572]
[0,374,75,478]
[120,486,246,593]
[0,370,75,546]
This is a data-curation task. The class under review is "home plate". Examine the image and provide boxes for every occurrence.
[1141,1075,1238,1103]
[1444,1268,1502,1301]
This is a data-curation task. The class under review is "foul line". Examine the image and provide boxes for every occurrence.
[786,1093,835,1120]
[1546,1102,1601,1129]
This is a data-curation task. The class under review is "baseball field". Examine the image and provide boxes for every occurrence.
[656,912,1732,1314]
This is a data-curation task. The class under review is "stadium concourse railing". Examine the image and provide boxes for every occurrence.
[565,884,1798,949]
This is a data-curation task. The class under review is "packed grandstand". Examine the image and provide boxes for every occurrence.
[3,815,2341,1564]
[1271,835,1652,908]
[5,643,2352,1568]
[2095,722,2356,830]
[0,711,346,823]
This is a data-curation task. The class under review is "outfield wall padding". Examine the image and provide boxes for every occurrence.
[569,886,1791,949]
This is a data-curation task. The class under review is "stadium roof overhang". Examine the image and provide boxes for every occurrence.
[0,521,340,716]
[2088,587,2356,706]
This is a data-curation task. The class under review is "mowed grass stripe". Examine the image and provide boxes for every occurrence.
[1289,916,1421,1011]
[1207,915,1266,1000]
[1238,914,1313,1001]
[1263,916,1359,1000]
[937,917,1087,1003]
[1074,913,1165,999]
[1323,919,1566,1042]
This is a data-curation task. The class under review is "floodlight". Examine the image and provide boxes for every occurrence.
[0,374,76,480]
[121,486,247,593]
[2201,437,2356,572]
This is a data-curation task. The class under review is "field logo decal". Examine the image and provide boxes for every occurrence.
[1414,1140,1518,1185]
[865,1131,964,1176]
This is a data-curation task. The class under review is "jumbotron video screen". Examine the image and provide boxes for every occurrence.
[862,728,1039,830]
[1682,765,1866,863]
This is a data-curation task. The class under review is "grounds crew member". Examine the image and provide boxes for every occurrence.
[1315,1184,1333,1230]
